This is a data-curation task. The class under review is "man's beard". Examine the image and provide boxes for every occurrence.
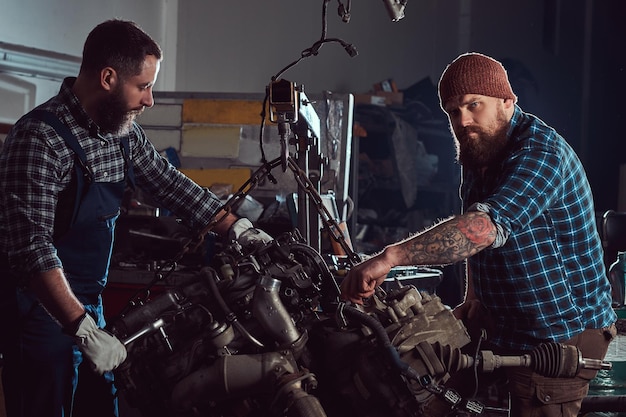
[453,109,510,170]
[96,86,142,135]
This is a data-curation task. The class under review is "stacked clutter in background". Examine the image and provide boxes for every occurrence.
[354,78,404,107]
[352,77,459,255]
[351,77,464,308]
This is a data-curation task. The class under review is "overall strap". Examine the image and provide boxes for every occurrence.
[27,110,94,236]
[121,130,136,190]
[28,109,95,184]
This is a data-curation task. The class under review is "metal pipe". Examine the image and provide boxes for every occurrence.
[0,41,80,81]
[580,395,626,413]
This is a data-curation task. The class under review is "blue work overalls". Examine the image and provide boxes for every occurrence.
[0,110,134,417]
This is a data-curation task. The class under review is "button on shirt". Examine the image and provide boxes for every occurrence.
[0,77,223,277]
[462,105,616,350]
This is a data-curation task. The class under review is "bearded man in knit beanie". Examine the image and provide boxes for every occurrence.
[341,52,616,417]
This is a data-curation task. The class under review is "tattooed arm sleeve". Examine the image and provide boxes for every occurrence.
[389,211,497,267]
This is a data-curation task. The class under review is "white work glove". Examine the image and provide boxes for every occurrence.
[228,218,273,246]
[74,313,127,375]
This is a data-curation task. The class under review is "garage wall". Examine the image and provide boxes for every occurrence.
[0,0,465,107]
[0,0,177,106]
[0,0,624,210]
[174,0,461,95]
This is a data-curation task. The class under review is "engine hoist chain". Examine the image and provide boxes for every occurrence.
[177,155,362,266]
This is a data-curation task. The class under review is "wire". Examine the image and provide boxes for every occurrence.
[471,328,488,398]
[271,2,357,82]
[337,0,352,22]
[259,0,357,168]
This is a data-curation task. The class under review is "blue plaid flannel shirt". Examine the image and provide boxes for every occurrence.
[462,105,616,350]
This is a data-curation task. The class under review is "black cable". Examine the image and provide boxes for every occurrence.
[272,0,357,81]
[259,0,357,180]
[337,0,352,22]
[470,329,488,398]
[340,304,423,382]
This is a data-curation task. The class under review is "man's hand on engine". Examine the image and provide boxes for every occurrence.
[74,313,127,375]
[228,218,273,246]
[340,254,393,304]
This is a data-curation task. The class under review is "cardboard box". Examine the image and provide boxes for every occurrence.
[374,78,399,93]
[354,91,403,106]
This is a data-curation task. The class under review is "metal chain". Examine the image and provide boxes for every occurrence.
[178,155,361,266]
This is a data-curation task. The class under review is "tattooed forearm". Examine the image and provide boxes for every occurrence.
[457,211,497,246]
[399,211,496,265]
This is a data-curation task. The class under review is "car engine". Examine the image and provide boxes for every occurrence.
[108,229,484,417]
[109,178,611,417]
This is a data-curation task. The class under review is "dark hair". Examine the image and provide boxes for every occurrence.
[80,19,162,78]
